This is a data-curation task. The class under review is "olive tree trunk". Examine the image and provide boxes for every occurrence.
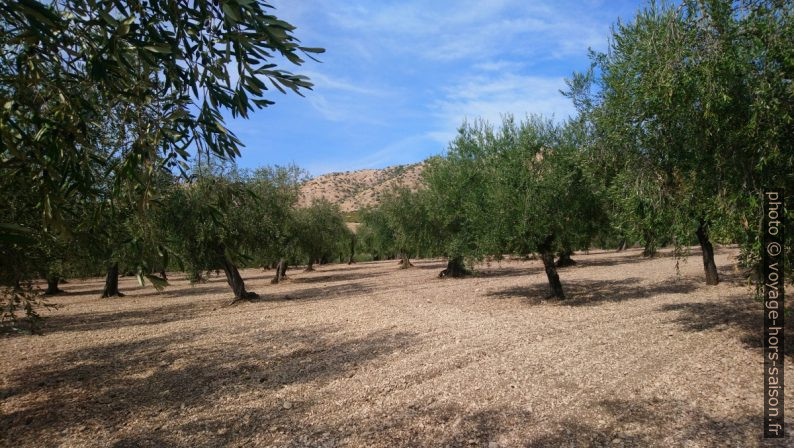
[539,236,565,299]
[616,239,627,252]
[642,232,657,257]
[439,256,469,278]
[348,235,356,264]
[555,250,576,267]
[45,276,63,295]
[101,263,123,298]
[695,220,719,285]
[218,247,257,302]
[271,258,288,284]
[541,252,565,299]
[399,253,414,269]
[304,259,315,272]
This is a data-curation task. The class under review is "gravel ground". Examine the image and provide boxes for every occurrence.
[1,247,791,447]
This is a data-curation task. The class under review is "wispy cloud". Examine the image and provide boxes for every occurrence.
[236,0,642,174]
[430,74,575,141]
[318,0,611,63]
[304,134,435,175]
[304,71,386,96]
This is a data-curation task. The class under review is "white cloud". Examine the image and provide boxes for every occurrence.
[303,71,386,96]
[473,60,525,72]
[304,134,434,175]
[317,0,610,63]
[431,73,574,138]
[299,71,394,124]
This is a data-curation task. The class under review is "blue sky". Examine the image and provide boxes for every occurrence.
[228,0,645,175]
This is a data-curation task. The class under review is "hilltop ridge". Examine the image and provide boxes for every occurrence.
[298,163,425,212]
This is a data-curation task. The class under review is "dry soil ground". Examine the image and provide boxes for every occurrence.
[1,247,792,447]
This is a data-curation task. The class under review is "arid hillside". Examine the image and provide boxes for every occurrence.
[299,163,424,212]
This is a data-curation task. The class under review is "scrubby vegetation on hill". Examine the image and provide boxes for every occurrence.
[298,163,425,212]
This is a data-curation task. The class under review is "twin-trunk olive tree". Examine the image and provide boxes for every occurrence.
[424,116,606,299]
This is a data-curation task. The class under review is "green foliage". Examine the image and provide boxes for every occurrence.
[358,187,438,261]
[158,171,257,281]
[1,0,321,320]
[1,0,322,227]
[358,206,396,260]
[567,0,793,277]
[245,165,306,267]
[423,117,606,264]
[0,282,55,334]
[423,121,493,264]
[293,199,351,268]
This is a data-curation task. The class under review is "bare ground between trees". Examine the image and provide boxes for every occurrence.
[1,247,791,447]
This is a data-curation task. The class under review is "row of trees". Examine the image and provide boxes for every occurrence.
[359,0,793,298]
[4,163,352,306]
[359,117,605,298]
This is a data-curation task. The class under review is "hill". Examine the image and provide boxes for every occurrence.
[298,163,424,212]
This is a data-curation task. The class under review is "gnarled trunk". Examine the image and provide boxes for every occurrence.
[642,232,657,257]
[555,250,576,268]
[348,235,356,264]
[271,258,288,284]
[218,247,257,302]
[439,256,469,278]
[541,252,565,299]
[642,244,657,257]
[45,276,63,295]
[399,253,413,269]
[159,270,168,281]
[539,235,565,299]
[101,263,123,298]
[616,239,627,252]
[695,220,719,285]
[304,259,315,272]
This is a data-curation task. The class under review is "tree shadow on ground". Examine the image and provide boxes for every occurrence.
[524,397,782,447]
[568,250,677,269]
[486,276,700,306]
[41,301,213,335]
[253,281,375,304]
[659,293,793,359]
[289,270,386,285]
[254,395,782,447]
[40,279,376,335]
[133,284,231,299]
[0,325,418,447]
[410,260,451,270]
[474,263,543,279]
[297,262,389,275]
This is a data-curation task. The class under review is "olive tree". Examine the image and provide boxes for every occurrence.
[246,165,306,283]
[158,173,262,302]
[293,199,351,272]
[484,116,606,298]
[423,121,494,278]
[358,206,397,262]
[568,0,793,285]
[361,187,437,269]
